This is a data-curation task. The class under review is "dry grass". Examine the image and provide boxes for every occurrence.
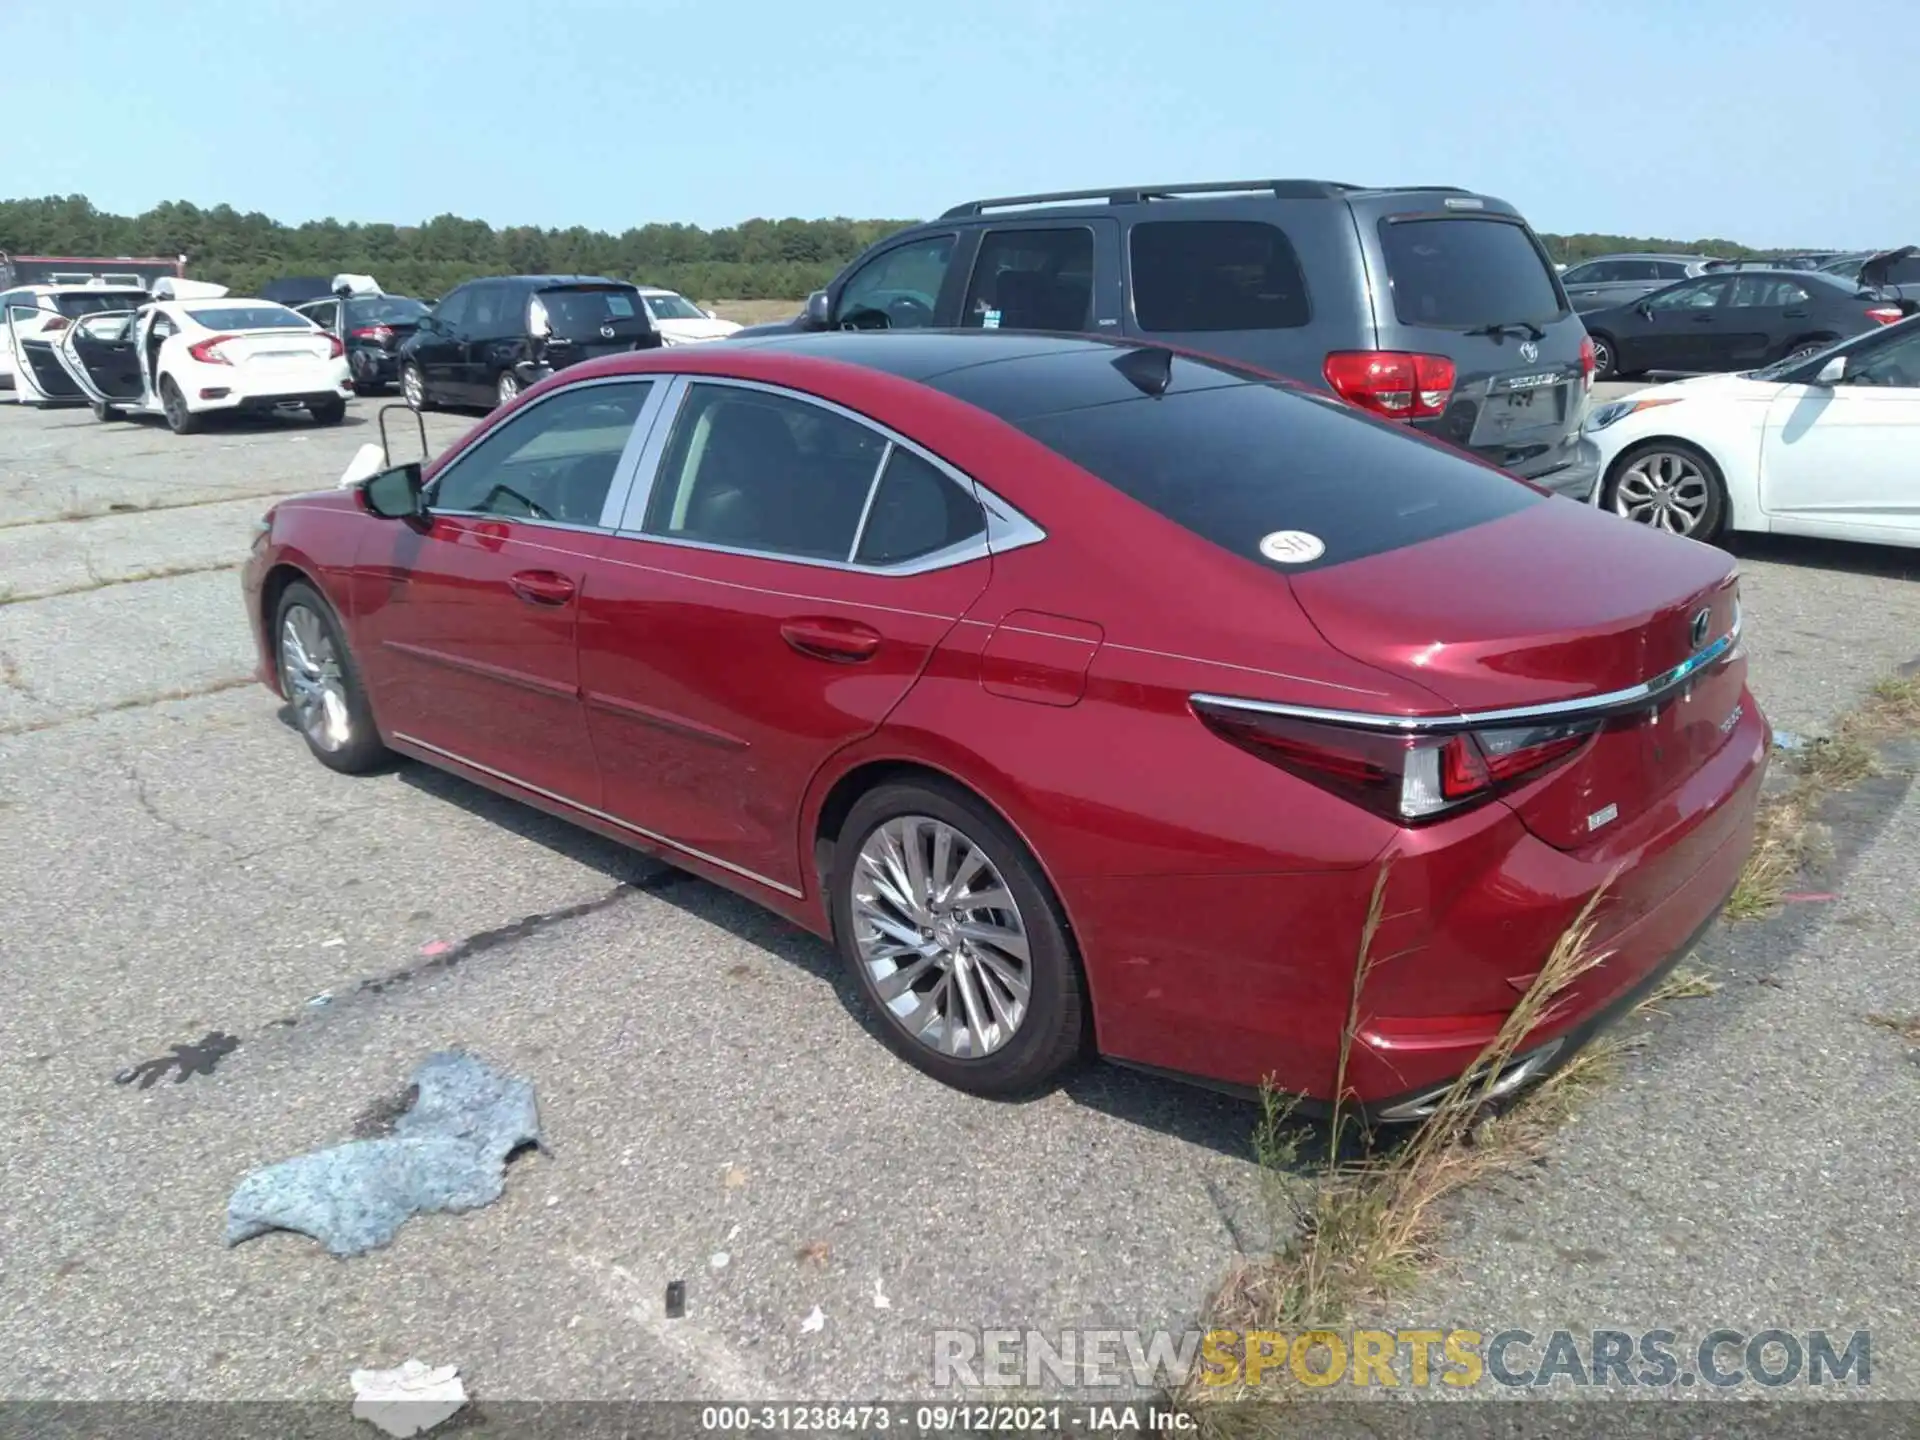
[1638,962,1720,1013]
[1727,672,1920,920]
[1187,868,1621,1406]
[705,297,805,325]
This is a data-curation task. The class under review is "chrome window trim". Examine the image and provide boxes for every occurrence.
[1192,613,1742,734]
[422,373,668,532]
[613,373,1047,576]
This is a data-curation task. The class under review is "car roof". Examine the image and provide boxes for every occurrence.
[467,274,632,289]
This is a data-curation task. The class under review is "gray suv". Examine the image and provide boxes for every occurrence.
[736,179,1601,499]
[1559,253,1718,313]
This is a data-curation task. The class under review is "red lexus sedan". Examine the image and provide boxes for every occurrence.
[242,331,1768,1117]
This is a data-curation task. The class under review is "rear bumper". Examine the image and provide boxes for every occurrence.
[1512,434,1602,502]
[1075,687,1770,1105]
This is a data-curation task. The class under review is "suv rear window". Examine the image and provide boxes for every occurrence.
[54,291,147,317]
[1016,378,1538,573]
[534,286,653,338]
[1129,220,1310,332]
[1379,217,1564,328]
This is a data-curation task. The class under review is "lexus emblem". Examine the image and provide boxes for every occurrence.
[599,324,616,339]
[1517,340,1539,363]
[1690,607,1711,648]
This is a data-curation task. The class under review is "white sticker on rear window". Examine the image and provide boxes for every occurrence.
[606,295,634,317]
[1258,530,1325,564]
[982,308,1002,330]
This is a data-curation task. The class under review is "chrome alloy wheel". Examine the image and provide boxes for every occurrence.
[851,815,1031,1058]
[279,604,352,752]
[402,365,425,409]
[497,371,520,407]
[1612,450,1712,535]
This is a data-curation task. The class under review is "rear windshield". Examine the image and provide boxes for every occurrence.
[1016,380,1540,573]
[54,291,148,317]
[1379,217,1565,329]
[184,305,311,330]
[536,286,650,335]
[643,292,707,321]
[345,296,430,325]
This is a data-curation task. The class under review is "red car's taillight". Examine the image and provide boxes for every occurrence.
[188,334,236,365]
[1578,333,1596,390]
[1867,307,1904,326]
[1323,350,1456,420]
[1191,699,1597,823]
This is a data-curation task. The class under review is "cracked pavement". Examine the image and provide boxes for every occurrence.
[1,385,1917,1405]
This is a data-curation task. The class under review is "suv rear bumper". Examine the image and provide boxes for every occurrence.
[1510,435,1601,502]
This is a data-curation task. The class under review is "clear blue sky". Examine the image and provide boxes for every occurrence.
[5,0,1914,248]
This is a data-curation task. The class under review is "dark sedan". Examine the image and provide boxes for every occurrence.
[294,292,432,394]
[1581,269,1911,380]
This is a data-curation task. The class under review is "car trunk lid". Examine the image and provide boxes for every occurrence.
[215,330,337,370]
[532,283,658,367]
[1287,499,1744,851]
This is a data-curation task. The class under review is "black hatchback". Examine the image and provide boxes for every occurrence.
[398,274,662,411]
[294,291,432,394]
[734,179,1601,498]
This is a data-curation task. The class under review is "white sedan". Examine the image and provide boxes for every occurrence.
[7,290,353,433]
[1584,314,1920,549]
[637,286,741,344]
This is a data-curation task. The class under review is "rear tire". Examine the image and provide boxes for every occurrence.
[1603,439,1729,544]
[311,397,347,425]
[496,370,521,409]
[830,779,1088,1098]
[273,580,389,775]
[1588,332,1617,381]
[1779,336,1837,365]
[160,377,200,434]
[90,398,120,422]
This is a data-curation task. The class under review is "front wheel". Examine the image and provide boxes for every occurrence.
[1604,440,1729,543]
[1779,337,1837,365]
[496,370,521,409]
[401,363,433,412]
[831,781,1087,1098]
[274,581,389,774]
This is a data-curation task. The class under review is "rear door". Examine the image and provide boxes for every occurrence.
[954,220,1120,335]
[5,302,87,403]
[1365,207,1585,474]
[51,310,146,404]
[1719,274,1809,367]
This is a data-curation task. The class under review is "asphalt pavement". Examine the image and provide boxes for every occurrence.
[0,381,1915,1406]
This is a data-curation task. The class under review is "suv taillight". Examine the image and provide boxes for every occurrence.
[1323,350,1456,420]
[1191,698,1597,824]
[188,334,235,365]
[1579,334,1596,390]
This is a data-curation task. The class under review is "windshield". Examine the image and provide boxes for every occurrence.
[1379,217,1566,329]
[53,291,148,317]
[345,296,430,326]
[184,304,312,331]
[643,292,707,321]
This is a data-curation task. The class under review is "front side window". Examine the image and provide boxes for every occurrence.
[431,287,472,332]
[642,384,888,560]
[833,234,956,331]
[643,291,706,321]
[1645,278,1730,311]
[1846,325,1920,387]
[962,228,1094,332]
[1131,220,1310,332]
[1561,262,1606,284]
[432,379,652,525]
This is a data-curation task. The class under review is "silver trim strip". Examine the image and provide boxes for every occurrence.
[390,729,805,899]
[1192,615,1741,734]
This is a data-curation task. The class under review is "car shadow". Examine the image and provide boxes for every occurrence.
[1727,531,1920,580]
[372,751,1264,1164]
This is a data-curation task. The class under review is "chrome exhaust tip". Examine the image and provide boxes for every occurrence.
[1373,1038,1568,1124]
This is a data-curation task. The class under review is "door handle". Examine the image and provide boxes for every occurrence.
[780,617,881,663]
[508,570,576,606]
[1691,314,1716,323]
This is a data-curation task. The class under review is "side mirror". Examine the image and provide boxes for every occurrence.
[361,462,425,520]
[1635,301,1654,319]
[1815,355,1847,385]
[416,315,440,334]
[803,289,831,330]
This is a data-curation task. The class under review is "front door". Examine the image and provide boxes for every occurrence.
[412,288,471,401]
[1759,324,1920,541]
[354,375,664,804]
[1621,275,1731,372]
[577,378,996,895]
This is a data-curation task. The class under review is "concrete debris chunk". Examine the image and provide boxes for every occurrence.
[225,1051,539,1257]
[349,1359,466,1437]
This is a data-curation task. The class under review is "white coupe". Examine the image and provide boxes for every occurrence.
[637,286,741,344]
[6,280,353,433]
[1585,314,1920,549]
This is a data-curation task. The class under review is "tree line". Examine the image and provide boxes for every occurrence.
[0,194,1811,302]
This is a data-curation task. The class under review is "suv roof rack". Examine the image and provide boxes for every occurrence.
[938,179,1419,217]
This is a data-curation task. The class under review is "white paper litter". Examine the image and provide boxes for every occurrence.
[710,1251,730,1269]
[872,1277,892,1310]
[800,1306,826,1334]
[348,1359,466,1437]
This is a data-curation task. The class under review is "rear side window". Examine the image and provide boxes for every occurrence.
[55,291,148,317]
[1130,220,1310,332]
[1378,217,1564,328]
[1016,381,1539,573]
[854,448,985,566]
